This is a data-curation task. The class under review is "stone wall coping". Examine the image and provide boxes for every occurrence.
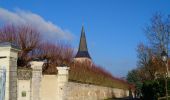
[56,67,70,70]
[68,80,129,90]
[0,42,21,51]
[42,75,57,77]
[30,61,44,70]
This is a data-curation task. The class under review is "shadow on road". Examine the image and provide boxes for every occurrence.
[111,98,141,100]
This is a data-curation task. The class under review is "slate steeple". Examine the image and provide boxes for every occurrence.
[75,26,91,59]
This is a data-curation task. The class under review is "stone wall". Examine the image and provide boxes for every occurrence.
[17,80,31,100]
[39,75,129,100]
[64,82,129,100]
[40,75,58,100]
[16,70,130,100]
[39,65,129,100]
[17,68,32,100]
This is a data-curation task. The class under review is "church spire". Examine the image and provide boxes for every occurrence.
[75,26,91,59]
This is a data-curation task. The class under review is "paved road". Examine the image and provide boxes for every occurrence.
[111,98,140,100]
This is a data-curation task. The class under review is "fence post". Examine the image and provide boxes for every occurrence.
[56,65,69,100]
[30,61,44,100]
[0,42,20,100]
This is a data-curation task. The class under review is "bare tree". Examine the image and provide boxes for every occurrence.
[0,25,41,67]
[145,13,170,55]
[17,25,41,66]
[136,43,157,80]
[134,14,170,81]
[0,25,17,44]
[29,42,74,74]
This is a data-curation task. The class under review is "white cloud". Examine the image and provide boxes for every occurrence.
[0,8,73,41]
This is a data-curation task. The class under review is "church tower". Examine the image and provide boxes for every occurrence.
[74,26,92,63]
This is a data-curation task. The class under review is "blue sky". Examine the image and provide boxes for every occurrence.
[0,0,170,77]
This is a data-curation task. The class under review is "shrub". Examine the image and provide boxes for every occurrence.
[141,78,170,100]
[69,61,131,89]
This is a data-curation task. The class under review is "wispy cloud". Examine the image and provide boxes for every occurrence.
[0,8,73,41]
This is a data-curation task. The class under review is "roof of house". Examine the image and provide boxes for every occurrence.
[75,26,91,59]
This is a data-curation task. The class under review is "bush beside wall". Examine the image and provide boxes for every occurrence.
[141,78,170,100]
[69,62,131,89]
